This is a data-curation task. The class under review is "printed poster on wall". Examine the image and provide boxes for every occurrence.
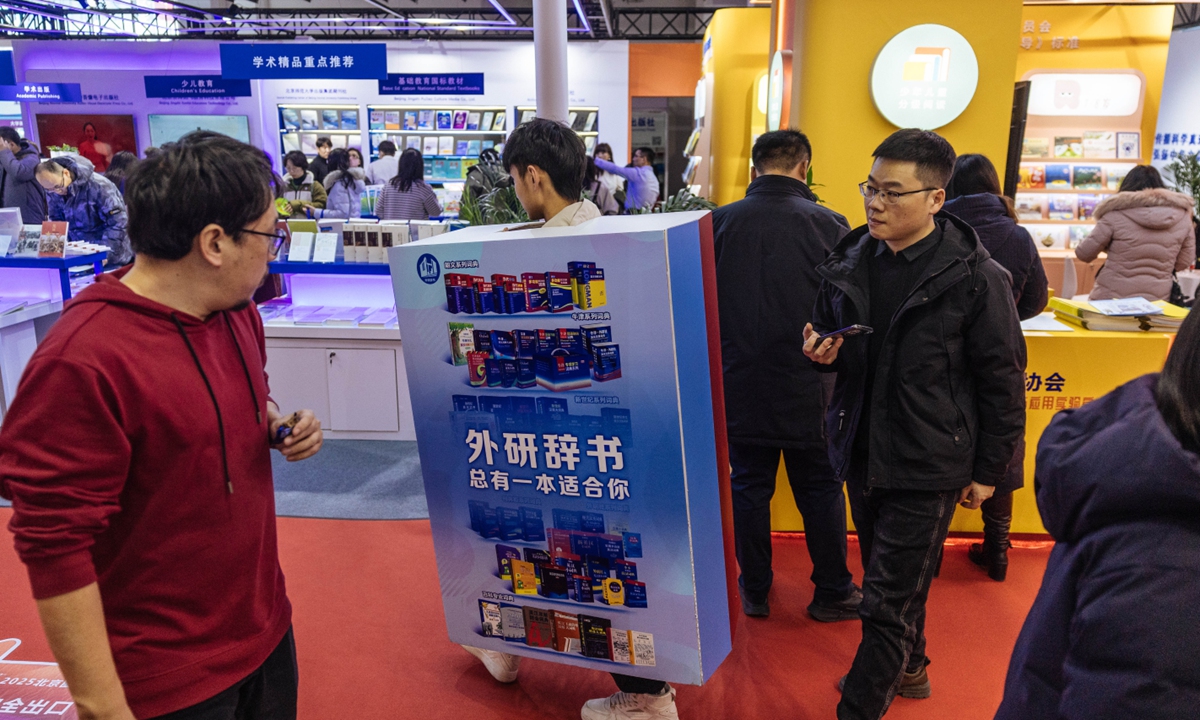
[389,213,735,684]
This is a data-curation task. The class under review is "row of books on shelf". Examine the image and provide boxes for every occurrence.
[370,109,506,133]
[517,109,598,134]
[1022,132,1139,160]
[1018,164,1129,191]
[281,133,356,155]
[371,134,497,157]
[281,108,359,132]
[1017,194,1104,223]
[1029,225,1090,250]
[260,301,398,329]
[1049,296,1187,332]
[424,157,479,182]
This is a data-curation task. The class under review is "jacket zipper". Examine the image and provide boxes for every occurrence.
[838,411,846,431]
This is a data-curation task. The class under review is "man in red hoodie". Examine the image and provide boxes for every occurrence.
[0,131,323,720]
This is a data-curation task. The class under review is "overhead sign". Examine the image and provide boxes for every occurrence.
[870,24,979,130]
[0,83,82,103]
[144,75,253,99]
[219,43,387,80]
[1026,72,1143,117]
[379,73,485,96]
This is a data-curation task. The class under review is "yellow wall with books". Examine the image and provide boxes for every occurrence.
[1014,4,1175,166]
[789,0,1024,226]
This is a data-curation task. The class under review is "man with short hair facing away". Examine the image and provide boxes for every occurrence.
[1,132,324,720]
[367,139,399,186]
[594,146,661,212]
[712,129,861,623]
[308,135,333,185]
[462,119,678,720]
[803,129,1025,719]
[0,126,46,224]
[35,154,131,265]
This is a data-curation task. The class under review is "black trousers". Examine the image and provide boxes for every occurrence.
[150,628,298,720]
[728,442,853,604]
[612,672,667,695]
[838,465,958,720]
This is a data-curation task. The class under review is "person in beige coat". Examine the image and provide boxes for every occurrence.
[1076,165,1195,301]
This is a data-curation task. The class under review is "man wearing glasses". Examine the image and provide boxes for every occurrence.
[35,153,132,265]
[803,129,1025,719]
[2,132,322,720]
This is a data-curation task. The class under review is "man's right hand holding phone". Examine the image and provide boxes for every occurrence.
[803,323,843,365]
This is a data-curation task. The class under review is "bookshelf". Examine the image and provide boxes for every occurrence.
[516,105,601,153]
[365,104,508,185]
[278,105,362,159]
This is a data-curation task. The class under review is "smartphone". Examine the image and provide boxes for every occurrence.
[273,412,300,444]
[817,324,873,342]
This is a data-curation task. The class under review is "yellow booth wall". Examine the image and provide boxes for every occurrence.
[791,0,1024,227]
[1014,4,1174,165]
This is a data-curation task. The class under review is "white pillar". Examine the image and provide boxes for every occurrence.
[533,0,569,124]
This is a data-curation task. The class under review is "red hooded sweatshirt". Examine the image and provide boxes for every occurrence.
[0,269,291,718]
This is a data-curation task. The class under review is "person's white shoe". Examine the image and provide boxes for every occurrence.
[580,685,678,720]
[461,644,521,683]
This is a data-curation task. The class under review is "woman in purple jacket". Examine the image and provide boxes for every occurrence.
[996,306,1200,720]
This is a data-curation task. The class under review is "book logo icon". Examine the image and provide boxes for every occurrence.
[903,47,951,83]
[417,253,441,284]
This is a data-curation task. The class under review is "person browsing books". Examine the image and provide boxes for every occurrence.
[1,131,324,720]
[366,140,399,186]
[35,153,131,265]
[804,129,1025,719]
[594,147,660,212]
[376,148,442,221]
[308,136,332,185]
[0,126,47,224]
[314,148,366,219]
[280,150,327,217]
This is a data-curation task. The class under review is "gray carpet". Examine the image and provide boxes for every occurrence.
[0,441,429,520]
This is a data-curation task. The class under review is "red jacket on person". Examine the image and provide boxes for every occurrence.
[0,269,291,718]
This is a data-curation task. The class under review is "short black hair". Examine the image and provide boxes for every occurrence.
[635,147,656,165]
[378,140,397,156]
[0,127,20,145]
[284,151,308,172]
[315,136,332,149]
[752,130,812,173]
[872,128,956,188]
[945,153,1002,199]
[1119,165,1166,192]
[124,131,276,261]
[502,118,586,201]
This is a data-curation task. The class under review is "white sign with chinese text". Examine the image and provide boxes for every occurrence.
[870,24,979,131]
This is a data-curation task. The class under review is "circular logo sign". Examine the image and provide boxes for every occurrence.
[767,51,785,132]
[416,253,440,284]
[870,24,979,130]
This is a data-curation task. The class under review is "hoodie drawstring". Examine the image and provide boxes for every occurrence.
[171,312,264,495]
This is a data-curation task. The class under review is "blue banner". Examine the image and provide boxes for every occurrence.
[0,83,82,103]
[379,73,485,96]
[144,75,252,99]
[0,50,15,87]
[220,43,387,80]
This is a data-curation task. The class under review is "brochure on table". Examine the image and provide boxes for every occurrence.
[389,212,733,684]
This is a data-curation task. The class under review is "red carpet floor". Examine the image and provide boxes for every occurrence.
[0,510,1050,719]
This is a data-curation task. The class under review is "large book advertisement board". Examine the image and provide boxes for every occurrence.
[390,212,734,684]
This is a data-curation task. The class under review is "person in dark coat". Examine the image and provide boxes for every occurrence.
[943,153,1049,581]
[996,307,1200,720]
[0,127,47,224]
[712,129,860,622]
[804,129,1026,718]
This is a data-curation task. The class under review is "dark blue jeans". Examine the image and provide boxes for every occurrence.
[838,463,959,720]
[728,442,853,605]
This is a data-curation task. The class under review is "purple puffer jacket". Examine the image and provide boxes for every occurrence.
[1075,188,1195,301]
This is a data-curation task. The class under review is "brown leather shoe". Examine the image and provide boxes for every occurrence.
[898,666,931,699]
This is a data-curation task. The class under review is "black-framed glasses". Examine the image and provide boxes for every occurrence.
[859,182,938,206]
[240,228,287,258]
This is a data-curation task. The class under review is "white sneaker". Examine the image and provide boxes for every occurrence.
[461,644,521,683]
[580,685,678,720]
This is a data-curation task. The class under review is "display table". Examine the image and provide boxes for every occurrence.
[770,325,1172,535]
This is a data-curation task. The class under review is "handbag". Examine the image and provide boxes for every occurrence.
[1170,273,1190,307]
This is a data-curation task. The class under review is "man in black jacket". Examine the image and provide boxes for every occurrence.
[803,129,1025,719]
[0,127,46,224]
[712,130,861,622]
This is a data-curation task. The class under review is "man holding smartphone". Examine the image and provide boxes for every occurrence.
[803,129,1025,719]
[1,132,322,720]
[713,129,861,623]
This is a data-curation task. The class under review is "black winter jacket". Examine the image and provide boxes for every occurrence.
[0,140,47,224]
[943,193,1048,320]
[811,213,1026,490]
[997,375,1200,720]
[712,175,850,448]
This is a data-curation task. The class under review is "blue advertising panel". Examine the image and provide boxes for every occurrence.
[0,83,82,103]
[390,213,734,684]
[144,75,252,99]
[379,73,485,96]
[219,43,387,80]
[0,50,15,87]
